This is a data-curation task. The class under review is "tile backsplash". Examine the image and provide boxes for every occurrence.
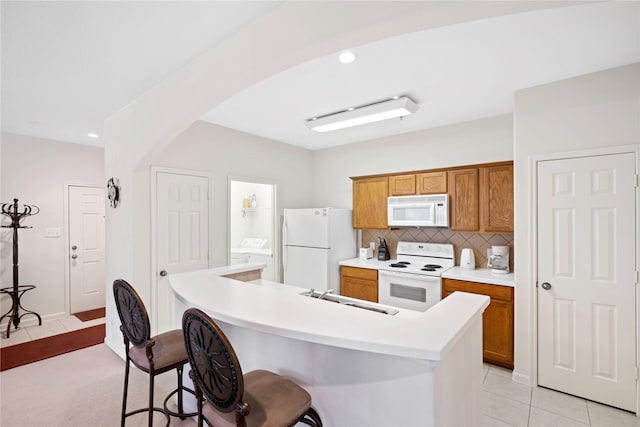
[362,228,514,271]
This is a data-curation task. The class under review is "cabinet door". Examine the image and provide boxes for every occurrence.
[442,278,514,369]
[448,168,479,231]
[481,165,514,232]
[340,266,378,302]
[483,299,514,368]
[388,174,416,196]
[416,171,447,194]
[352,177,389,229]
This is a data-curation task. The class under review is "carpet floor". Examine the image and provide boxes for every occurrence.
[0,324,105,371]
[0,344,197,426]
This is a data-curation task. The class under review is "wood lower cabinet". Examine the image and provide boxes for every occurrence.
[222,269,262,282]
[442,278,514,369]
[352,176,388,229]
[340,266,378,303]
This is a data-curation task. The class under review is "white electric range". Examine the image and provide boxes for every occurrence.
[377,241,455,312]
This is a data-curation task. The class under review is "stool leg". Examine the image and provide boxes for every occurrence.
[177,366,185,418]
[148,374,155,427]
[121,359,130,427]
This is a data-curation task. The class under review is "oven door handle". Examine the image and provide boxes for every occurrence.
[378,270,439,281]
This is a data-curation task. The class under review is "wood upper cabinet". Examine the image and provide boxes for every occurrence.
[481,164,514,232]
[340,266,378,303]
[388,174,416,196]
[448,168,479,231]
[352,176,389,229]
[448,163,513,232]
[442,278,514,369]
[353,161,512,232]
[416,171,447,194]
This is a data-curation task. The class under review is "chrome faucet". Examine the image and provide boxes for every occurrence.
[318,289,334,300]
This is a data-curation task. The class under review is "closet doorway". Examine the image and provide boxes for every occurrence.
[228,178,277,281]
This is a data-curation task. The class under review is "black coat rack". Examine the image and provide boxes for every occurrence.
[1,198,42,338]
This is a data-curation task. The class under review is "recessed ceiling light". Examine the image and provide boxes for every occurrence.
[338,51,357,64]
[87,133,99,139]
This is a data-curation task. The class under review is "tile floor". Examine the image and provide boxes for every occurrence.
[482,364,639,426]
[1,316,638,426]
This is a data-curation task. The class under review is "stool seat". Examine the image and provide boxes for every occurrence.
[128,329,186,372]
[202,370,312,427]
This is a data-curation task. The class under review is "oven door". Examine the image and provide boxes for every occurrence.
[378,270,441,312]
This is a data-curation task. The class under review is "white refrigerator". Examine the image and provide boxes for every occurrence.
[282,208,356,293]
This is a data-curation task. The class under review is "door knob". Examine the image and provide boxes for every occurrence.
[71,245,77,250]
[159,270,168,277]
[541,282,552,290]
[71,254,78,259]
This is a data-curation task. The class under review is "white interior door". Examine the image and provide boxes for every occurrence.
[537,153,636,412]
[69,185,105,313]
[156,171,209,333]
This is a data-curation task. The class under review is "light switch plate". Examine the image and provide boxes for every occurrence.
[45,227,61,238]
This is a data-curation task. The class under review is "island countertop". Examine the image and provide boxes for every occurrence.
[169,266,489,361]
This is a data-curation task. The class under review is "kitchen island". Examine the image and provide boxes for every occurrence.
[170,265,489,426]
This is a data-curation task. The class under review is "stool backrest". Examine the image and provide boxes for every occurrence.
[182,308,244,413]
[113,279,151,348]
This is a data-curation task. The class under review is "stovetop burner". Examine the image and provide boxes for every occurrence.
[380,242,455,277]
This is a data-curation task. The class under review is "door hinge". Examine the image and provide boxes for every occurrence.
[635,174,639,188]
[635,366,639,381]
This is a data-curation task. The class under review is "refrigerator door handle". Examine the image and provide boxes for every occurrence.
[282,215,288,246]
[282,245,287,270]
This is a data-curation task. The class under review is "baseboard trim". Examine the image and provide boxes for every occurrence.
[512,370,531,386]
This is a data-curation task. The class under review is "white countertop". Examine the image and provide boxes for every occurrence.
[170,265,489,361]
[339,257,391,269]
[341,257,515,287]
[442,267,515,287]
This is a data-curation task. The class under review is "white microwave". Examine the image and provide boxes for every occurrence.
[387,194,449,227]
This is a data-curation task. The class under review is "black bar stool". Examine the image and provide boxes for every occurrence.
[113,279,196,426]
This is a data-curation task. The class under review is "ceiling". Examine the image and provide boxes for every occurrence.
[2,1,638,150]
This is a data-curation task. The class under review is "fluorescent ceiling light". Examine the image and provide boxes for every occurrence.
[306,97,418,132]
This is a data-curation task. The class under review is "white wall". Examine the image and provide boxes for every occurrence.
[0,133,104,322]
[152,121,314,268]
[512,63,640,385]
[313,114,514,208]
